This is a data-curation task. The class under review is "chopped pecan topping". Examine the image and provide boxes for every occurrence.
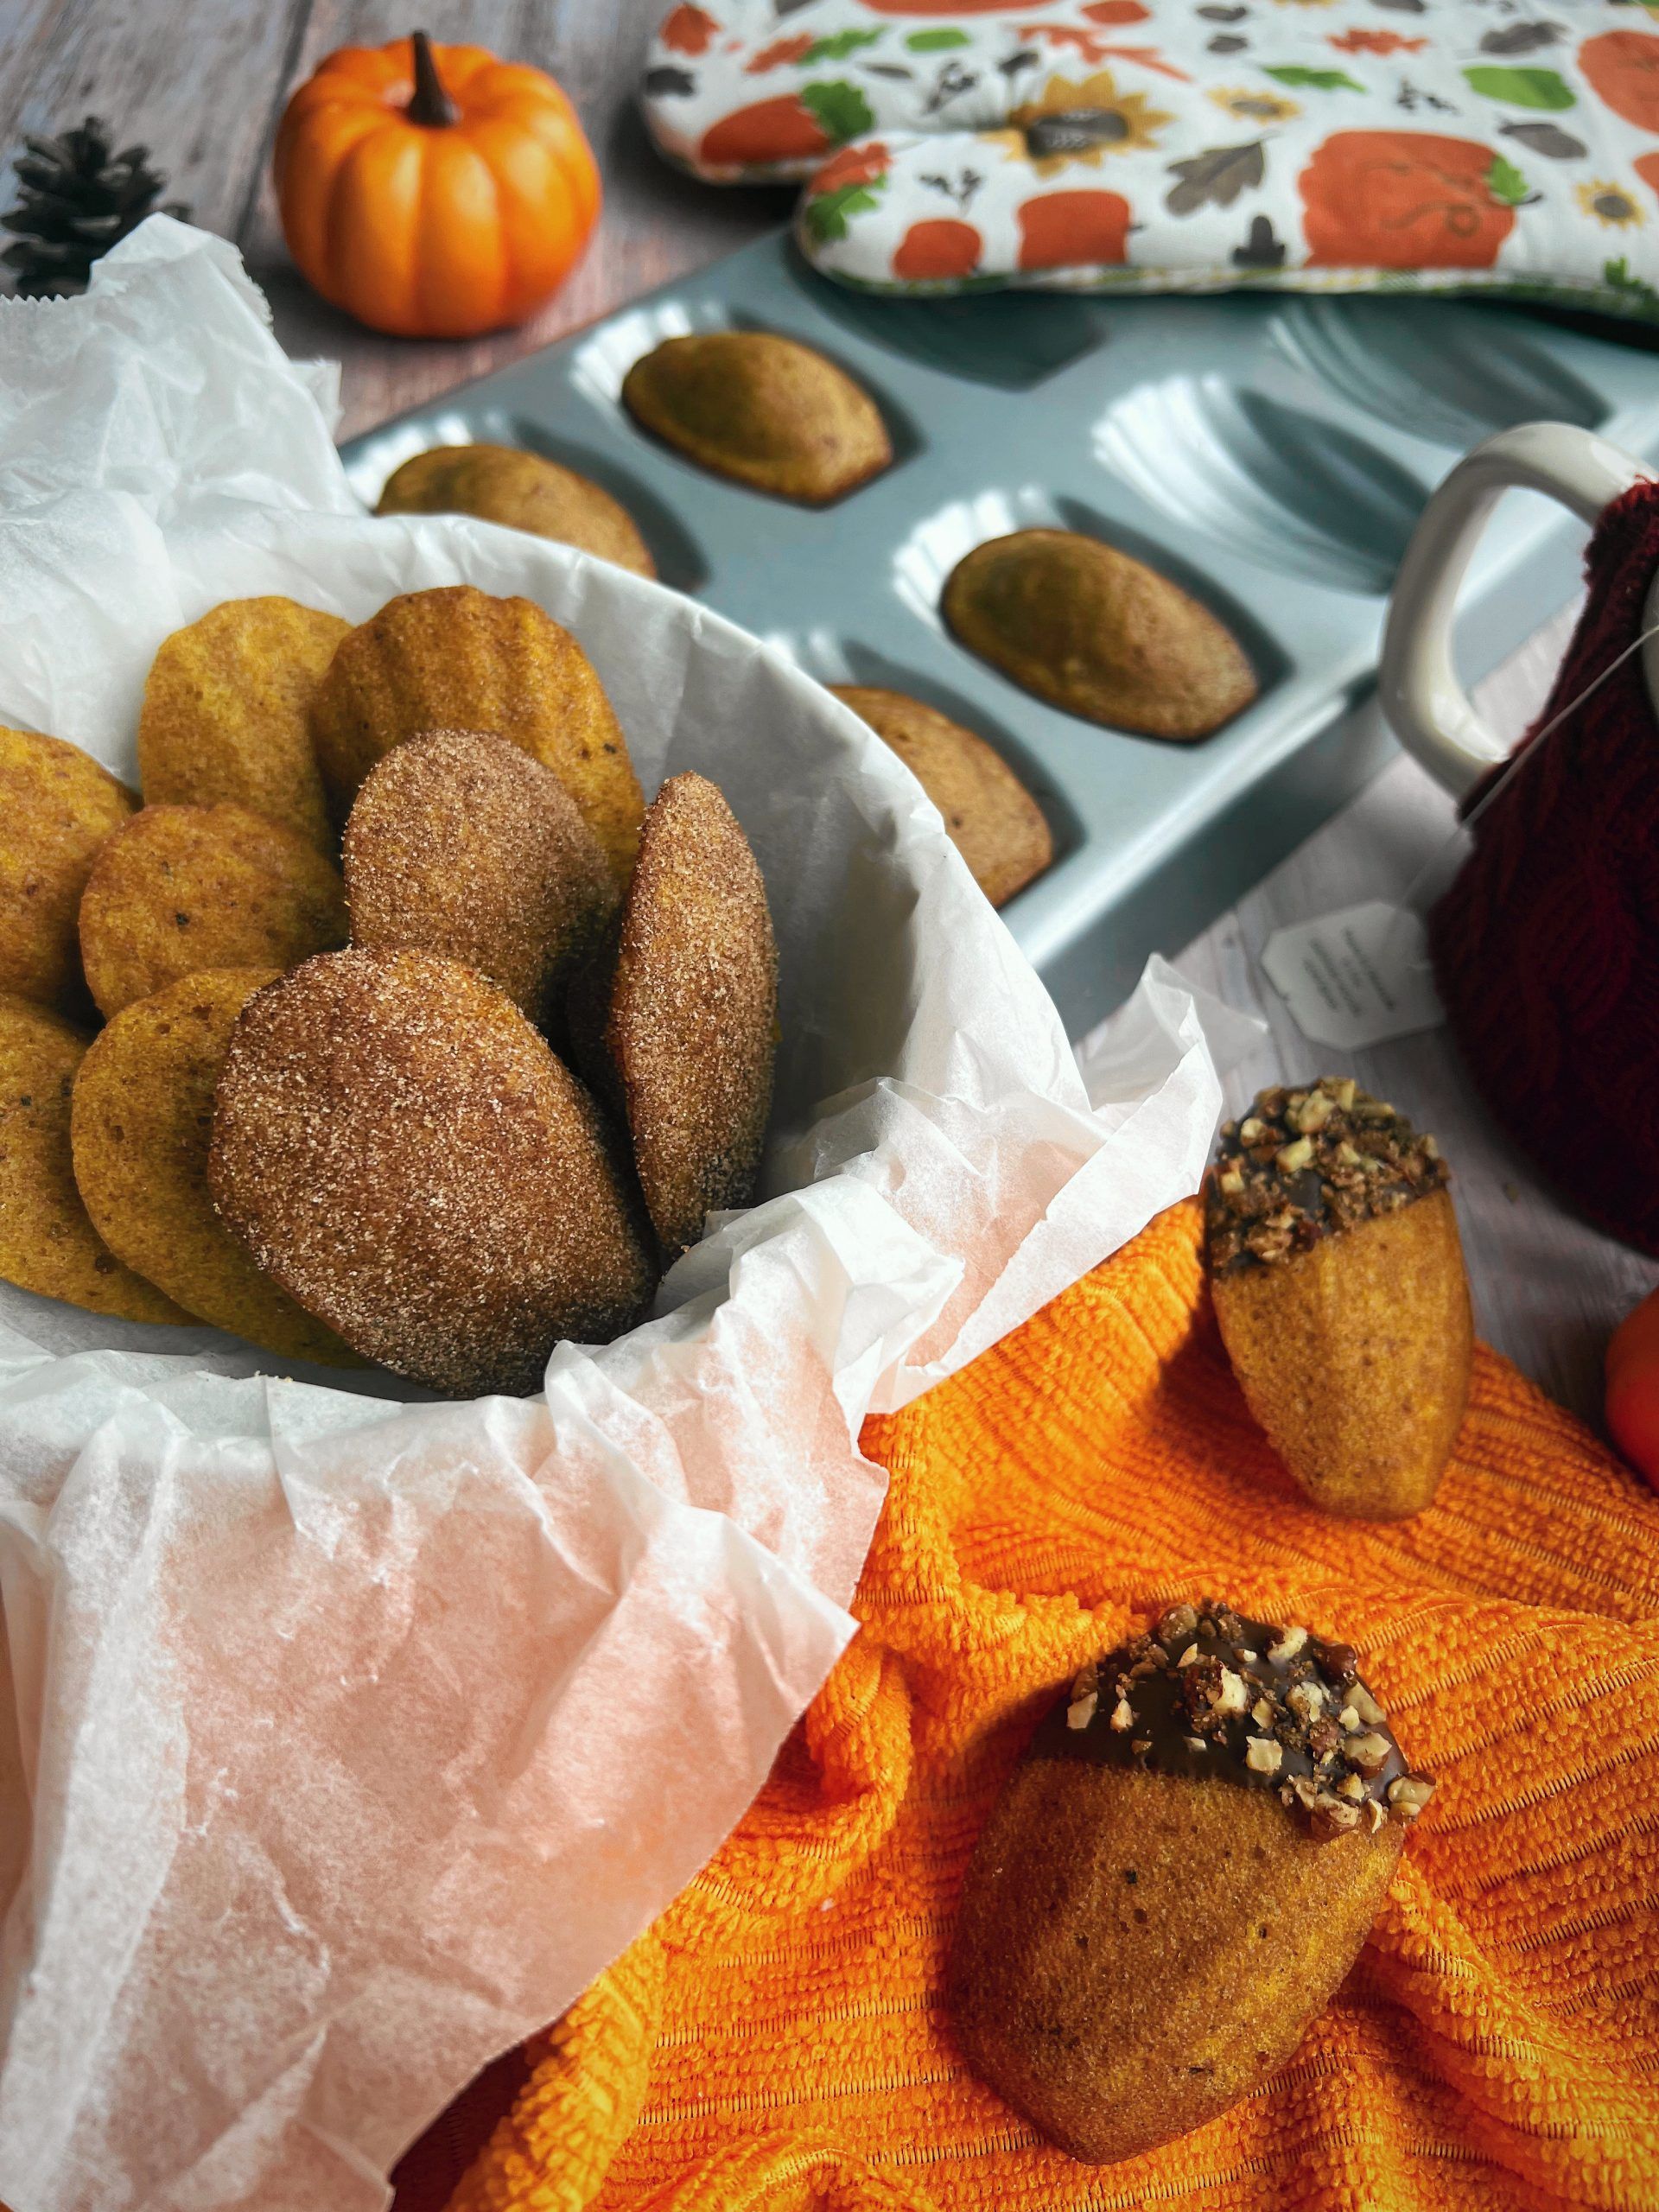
[1205,1078,1451,1273]
[1045,1599,1433,1840]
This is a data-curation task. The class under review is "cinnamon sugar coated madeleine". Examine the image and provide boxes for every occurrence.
[344,728,619,1027]
[830,684,1052,907]
[621,331,892,504]
[597,772,777,1257]
[137,596,348,850]
[70,969,361,1366]
[0,992,188,1324]
[944,529,1257,741]
[951,1599,1433,2164]
[78,803,348,1019]
[376,443,656,578]
[0,726,134,1014]
[308,586,644,879]
[1205,1078,1471,1519]
[208,949,657,1395]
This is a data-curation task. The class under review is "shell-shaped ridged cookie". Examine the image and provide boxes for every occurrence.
[308,586,644,880]
[0,991,188,1324]
[78,802,347,1020]
[70,969,362,1366]
[137,596,348,851]
[344,727,619,1028]
[208,948,657,1395]
[0,726,134,1016]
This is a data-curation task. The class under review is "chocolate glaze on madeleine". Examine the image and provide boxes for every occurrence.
[1206,1078,1472,1520]
[950,1601,1432,2167]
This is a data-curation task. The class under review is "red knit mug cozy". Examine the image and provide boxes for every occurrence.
[1382,430,1659,1256]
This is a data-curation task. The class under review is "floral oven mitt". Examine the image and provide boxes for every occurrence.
[644,0,1659,316]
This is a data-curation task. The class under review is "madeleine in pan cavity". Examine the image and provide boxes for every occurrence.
[830,684,1052,908]
[376,442,657,578]
[950,1599,1433,2166]
[943,527,1257,741]
[621,330,893,504]
[1206,1077,1472,1521]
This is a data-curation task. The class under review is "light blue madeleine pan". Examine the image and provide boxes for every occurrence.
[339,229,1659,1039]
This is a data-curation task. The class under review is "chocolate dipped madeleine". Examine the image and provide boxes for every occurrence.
[1206,1078,1471,1520]
[950,1600,1433,2167]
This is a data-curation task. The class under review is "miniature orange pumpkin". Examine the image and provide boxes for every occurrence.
[274,32,600,340]
[1606,1284,1659,1491]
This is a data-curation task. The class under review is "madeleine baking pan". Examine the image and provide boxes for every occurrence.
[340,228,1659,1038]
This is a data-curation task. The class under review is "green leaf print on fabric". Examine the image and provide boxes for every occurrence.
[802,181,887,245]
[1485,153,1532,206]
[1262,67,1366,92]
[906,29,971,52]
[1461,66,1576,109]
[800,80,877,140]
[804,31,883,64]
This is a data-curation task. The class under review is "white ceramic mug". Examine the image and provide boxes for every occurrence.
[1379,422,1657,798]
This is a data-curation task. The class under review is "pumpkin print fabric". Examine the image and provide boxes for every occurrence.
[643,1,1659,318]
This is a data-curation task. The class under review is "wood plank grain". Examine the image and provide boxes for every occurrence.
[0,0,305,245]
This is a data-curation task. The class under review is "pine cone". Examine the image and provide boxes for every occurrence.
[2,117,188,297]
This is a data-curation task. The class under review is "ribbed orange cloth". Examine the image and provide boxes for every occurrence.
[425,1202,1659,2212]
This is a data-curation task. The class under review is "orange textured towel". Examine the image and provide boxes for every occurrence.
[413,1202,1659,2212]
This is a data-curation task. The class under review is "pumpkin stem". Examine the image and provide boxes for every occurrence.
[406,31,457,127]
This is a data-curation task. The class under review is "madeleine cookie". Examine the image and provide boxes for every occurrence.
[943,529,1257,741]
[70,969,360,1366]
[376,443,656,578]
[951,1600,1433,2166]
[309,585,644,880]
[78,803,347,1020]
[208,949,656,1395]
[830,685,1052,907]
[621,332,892,504]
[0,726,134,1014]
[137,596,348,850]
[0,993,188,1323]
[592,772,777,1258]
[343,728,619,1028]
[1206,1079,1471,1520]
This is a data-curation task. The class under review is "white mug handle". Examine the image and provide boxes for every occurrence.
[1379,422,1651,798]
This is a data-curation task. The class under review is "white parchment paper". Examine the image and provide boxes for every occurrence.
[0,220,1230,2210]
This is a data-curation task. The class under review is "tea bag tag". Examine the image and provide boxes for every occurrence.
[1260,900,1444,1051]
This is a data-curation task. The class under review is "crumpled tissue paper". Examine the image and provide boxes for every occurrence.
[0,219,1239,2211]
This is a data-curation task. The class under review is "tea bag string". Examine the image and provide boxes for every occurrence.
[1395,611,1659,925]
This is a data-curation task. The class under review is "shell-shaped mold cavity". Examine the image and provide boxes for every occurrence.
[1273,299,1606,450]
[622,330,894,504]
[801,270,1106,391]
[1095,378,1426,596]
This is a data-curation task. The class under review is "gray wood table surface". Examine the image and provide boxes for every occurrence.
[3,0,1650,1429]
